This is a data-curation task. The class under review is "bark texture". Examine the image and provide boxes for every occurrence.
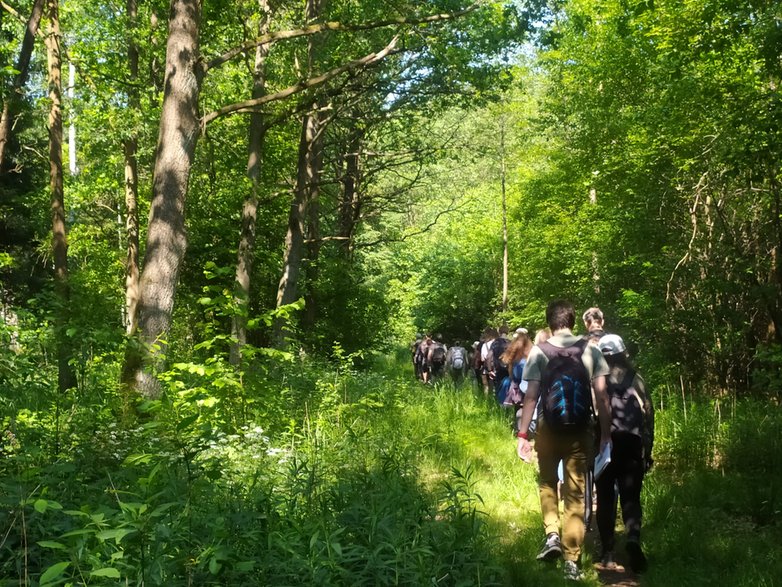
[45,0,76,391]
[123,0,202,397]
[124,0,140,335]
[230,0,271,366]
[0,0,45,171]
[273,0,326,346]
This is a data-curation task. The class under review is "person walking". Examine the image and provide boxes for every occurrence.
[480,327,497,395]
[582,307,606,345]
[500,328,532,411]
[415,334,434,384]
[595,334,654,574]
[516,300,612,582]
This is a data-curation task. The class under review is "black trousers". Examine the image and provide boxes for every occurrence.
[595,432,645,553]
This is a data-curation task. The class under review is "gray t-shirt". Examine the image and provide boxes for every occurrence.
[522,331,609,382]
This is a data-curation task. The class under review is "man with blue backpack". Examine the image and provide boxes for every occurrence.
[516,300,612,582]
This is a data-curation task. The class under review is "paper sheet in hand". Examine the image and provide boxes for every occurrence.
[594,443,612,480]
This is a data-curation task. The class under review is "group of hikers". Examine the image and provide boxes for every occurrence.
[411,300,655,582]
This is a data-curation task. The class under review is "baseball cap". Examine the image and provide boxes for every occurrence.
[598,334,626,356]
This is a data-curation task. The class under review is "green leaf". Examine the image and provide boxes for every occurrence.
[91,568,121,578]
[61,528,96,538]
[37,541,67,550]
[176,414,198,430]
[209,556,222,575]
[39,561,69,584]
[96,528,135,543]
[33,499,48,513]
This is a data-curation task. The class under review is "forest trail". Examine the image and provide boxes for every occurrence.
[584,532,640,586]
[594,565,640,587]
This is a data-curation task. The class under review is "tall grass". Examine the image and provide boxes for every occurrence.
[1,348,780,585]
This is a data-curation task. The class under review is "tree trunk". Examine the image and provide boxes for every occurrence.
[124,0,140,335]
[273,0,325,346]
[337,125,362,258]
[303,120,324,332]
[500,119,508,313]
[122,0,202,397]
[45,0,75,392]
[0,0,45,172]
[230,0,271,366]
[273,107,319,345]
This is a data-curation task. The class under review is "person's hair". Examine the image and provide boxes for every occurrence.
[498,324,509,336]
[546,299,576,331]
[582,307,604,329]
[486,327,499,339]
[501,332,532,365]
[534,328,551,345]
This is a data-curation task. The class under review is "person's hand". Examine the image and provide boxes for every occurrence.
[517,437,532,463]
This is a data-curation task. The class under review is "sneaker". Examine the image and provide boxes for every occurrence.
[563,560,585,581]
[536,532,562,561]
[626,541,648,573]
[600,551,617,570]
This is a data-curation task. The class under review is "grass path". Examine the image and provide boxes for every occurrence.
[382,359,781,586]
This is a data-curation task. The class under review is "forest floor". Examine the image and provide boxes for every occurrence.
[585,532,640,587]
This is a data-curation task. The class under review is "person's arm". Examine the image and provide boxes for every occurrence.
[635,373,655,468]
[516,379,540,461]
[592,374,611,448]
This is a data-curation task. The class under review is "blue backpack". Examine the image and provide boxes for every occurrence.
[538,339,593,430]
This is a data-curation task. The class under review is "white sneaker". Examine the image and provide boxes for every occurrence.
[563,560,585,581]
[536,532,562,561]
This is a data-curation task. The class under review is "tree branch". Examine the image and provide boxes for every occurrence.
[202,37,400,127]
[356,196,467,249]
[204,3,478,72]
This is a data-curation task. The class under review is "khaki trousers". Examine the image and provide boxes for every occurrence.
[535,420,594,562]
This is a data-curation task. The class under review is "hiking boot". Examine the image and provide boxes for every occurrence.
[600,551,617,570]
[626,540,648,573]
[563,560,585,581]
[536,532,562,561]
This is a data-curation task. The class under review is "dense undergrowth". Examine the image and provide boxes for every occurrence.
[1,343,781,586]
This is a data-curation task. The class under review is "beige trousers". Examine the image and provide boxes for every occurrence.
[535,419,594,562]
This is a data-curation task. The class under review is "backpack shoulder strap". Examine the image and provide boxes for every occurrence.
[538,338,587,360]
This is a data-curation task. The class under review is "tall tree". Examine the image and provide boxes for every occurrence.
[230,0,272,366]
[123,0,140,335]
[0,0,45,171]
[273,0,327,345]
[123,0,202,397]
[44,0,75,391]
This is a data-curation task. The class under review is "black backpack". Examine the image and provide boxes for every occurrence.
[491,337,510,371]
[608,368,644,437]
[430,343,446,366]
[539,339,593,430]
